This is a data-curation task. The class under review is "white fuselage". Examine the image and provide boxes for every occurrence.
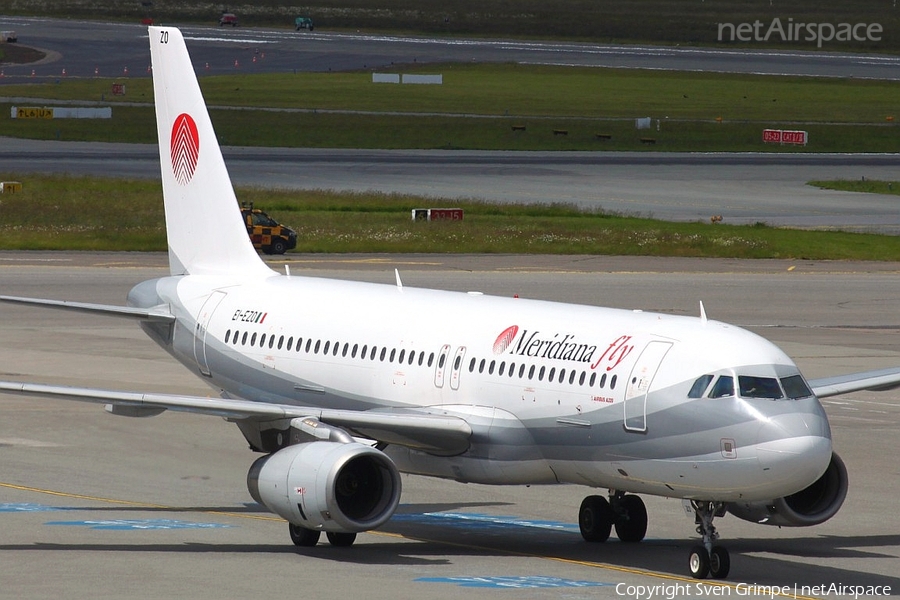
[131,272,834,504]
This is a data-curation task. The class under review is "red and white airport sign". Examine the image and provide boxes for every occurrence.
[763,129,808,145]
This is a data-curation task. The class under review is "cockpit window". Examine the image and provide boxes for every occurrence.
[738,376,784,399]
[781,375,813,399]
[708,375,734,398]
[688,374,714,398]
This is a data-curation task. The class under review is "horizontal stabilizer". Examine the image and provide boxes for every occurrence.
[0,295,175,323]
[809,367,900,398]
[0,381,472,455]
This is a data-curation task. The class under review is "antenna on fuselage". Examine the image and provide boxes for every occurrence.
[699,301,708,325]
[395,268,403,290]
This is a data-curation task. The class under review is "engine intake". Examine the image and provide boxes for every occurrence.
[727,452,848,527]
[247,441,402,532]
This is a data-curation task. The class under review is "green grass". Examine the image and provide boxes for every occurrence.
[2,174,900,259]
[810,179,900,195]
[3,65,900,151]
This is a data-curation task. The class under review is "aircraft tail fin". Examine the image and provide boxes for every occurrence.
[148,26,272,278]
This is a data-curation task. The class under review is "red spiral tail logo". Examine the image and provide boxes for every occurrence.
[493,325,519,355]
[170,113,199,185]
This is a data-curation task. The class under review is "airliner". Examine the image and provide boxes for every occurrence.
[3,26,900,580]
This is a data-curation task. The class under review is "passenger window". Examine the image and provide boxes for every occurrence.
[488,360,495,375]
[709,376,734,398]
[739,376,784,399]
[260,334,267,347]
[579,372,586,385]
[589,372,597,386]
[468,358,476,372]
[241,332,248,345]
[688,374,714,399]
[323,341,330,354]
[351,343,358,358]
[287,337,293,351]
[499,362,506,376]
[781,375,813,399]
[250,333,257,346]
[599,373,607,388]
[610,375,617,389]
[528,365,535,380]
[398,349,405,363]
[548,367,556,382]
[225,330,231,344]
[277,336,284,350]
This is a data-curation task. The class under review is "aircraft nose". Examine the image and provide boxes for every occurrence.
[756,412,833,489]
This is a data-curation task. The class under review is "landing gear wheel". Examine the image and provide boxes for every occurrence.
[689,545,710,579]
[614,494,648,543]
[579,495,613,542]
[709,546,730,579]
[288,523,321,547]
[326,532,357,547]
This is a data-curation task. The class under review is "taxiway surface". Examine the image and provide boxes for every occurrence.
[1,252,898,599]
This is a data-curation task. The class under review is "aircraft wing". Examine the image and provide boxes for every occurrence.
[809,367,900,398]
[0,295,175,323]
[0,381,472,455]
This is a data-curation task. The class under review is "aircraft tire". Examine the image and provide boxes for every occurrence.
[614,494,648,542]
[689,545,710,579]
[579,495,613,542]
[709,546,730,579]
[326,532,357,547]
[289,523,321,547]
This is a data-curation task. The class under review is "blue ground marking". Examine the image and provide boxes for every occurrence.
[45,519,235,530]
[392,511,580,534]
[416,576,613,589]
[0,503,69,512]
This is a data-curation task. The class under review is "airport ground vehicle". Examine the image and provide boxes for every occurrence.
[295,17,314,31]
[240,203,297,255]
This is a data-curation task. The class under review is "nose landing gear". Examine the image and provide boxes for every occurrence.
[689,501,730,579]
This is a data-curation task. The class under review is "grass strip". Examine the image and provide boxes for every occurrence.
[2,65,899,151]
[809,179,900,195]
[1,174,899,260]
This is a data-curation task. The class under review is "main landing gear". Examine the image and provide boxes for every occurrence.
[578,491,648,544]
[688,501,730,580]
[288,523,357,548]
[579,493,731,580]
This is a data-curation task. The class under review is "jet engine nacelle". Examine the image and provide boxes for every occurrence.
[726,452,848,527]
[247,441,402,533]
